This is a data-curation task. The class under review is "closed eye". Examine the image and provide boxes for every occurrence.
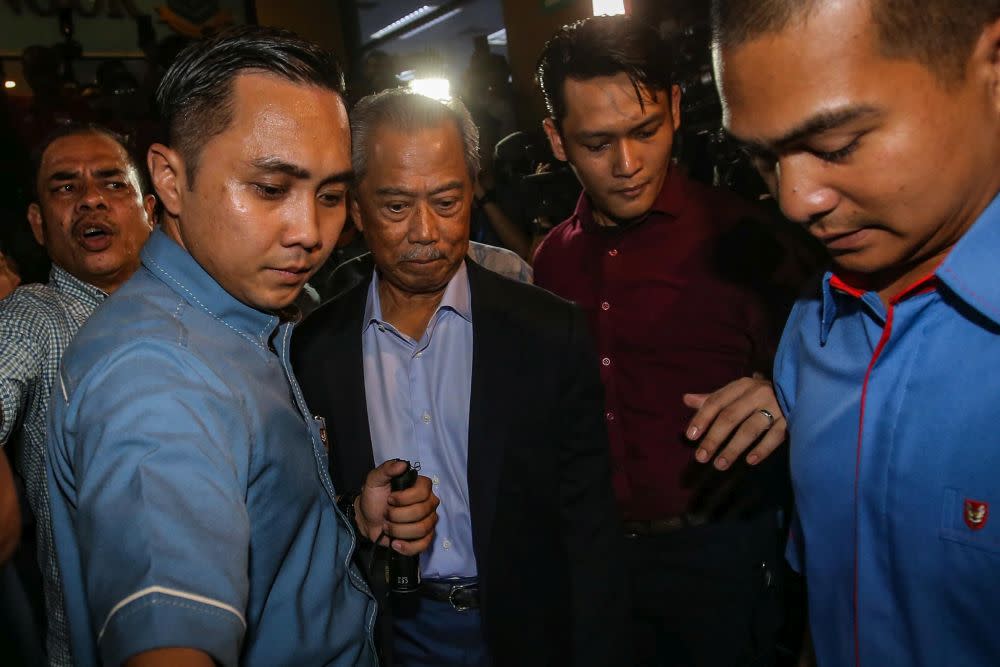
[318,191,345,207]
[813,138,861,163]
[253,183,287,199]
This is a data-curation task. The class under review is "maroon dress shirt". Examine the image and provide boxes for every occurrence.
[534,168,795,520]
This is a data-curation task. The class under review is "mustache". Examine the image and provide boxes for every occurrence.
[400,247,445,262]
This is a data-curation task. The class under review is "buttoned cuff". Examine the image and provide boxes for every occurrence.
[99,587,245,667]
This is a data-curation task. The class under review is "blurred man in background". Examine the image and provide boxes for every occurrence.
[0,122,155,666]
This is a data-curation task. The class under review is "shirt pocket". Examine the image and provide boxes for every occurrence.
[940,487,1000,554]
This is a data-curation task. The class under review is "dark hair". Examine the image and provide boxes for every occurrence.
[155,25,346,184]
[30,122,148,200]
[711,0,1000,81]
[535,15,674,126]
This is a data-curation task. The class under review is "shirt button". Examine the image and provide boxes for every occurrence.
[606,411,615,421]
[415,351,423,358]
[442,539,452,550]
[422,413,431,423]
[601,357,611,367]
[432,475,440,486]
[608,248,618,257]
[601,301,610,311]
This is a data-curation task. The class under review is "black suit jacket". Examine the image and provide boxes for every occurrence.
[292,259,628,667]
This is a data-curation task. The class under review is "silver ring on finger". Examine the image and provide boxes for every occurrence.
[757,408,775,429]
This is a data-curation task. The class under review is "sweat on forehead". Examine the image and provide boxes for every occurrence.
[153,25,346,182]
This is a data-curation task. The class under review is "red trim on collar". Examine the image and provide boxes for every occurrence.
[829,272,938,303]
[829,275,866,298]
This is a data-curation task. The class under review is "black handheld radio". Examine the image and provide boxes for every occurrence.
[389,460,421,594]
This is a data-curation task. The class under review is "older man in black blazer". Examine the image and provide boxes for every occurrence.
[292,89,627,667]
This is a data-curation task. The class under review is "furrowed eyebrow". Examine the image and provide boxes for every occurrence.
[375,186,417,197]
[250,157,311,179]
[730,105,881,154]
[428,181,464,196]
[94,168,126,179]
[374,181,464,198]
[576,111,668,141]
[318,170,354,188]
[48,171,81,182]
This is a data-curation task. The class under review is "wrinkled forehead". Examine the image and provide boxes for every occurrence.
[367,123,468,179]
[41,133,136,178]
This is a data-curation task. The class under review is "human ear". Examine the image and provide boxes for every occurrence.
[147,143,187,219]
[27,203,45,247]
[542,118,568,162]
[350,194,365,233]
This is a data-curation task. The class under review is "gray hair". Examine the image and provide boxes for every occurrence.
[350,88,480,183]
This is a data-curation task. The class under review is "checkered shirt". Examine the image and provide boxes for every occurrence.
[0,265,106,666]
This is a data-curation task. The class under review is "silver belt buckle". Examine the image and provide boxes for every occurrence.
[447,582,476,612]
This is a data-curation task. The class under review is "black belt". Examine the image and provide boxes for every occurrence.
[623,513,709,537]
[418,580,481,611]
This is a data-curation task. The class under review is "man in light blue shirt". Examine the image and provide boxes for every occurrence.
[47,27,438,667]
[362,260,476,584]
[294,89,627,667]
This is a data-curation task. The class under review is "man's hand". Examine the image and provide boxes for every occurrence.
[356,459,439,556]
[682,374,786,470]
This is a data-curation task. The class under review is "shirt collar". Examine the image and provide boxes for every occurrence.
[141,228,281,349]
[363,260,473,333]
[936,191,1000,326]
[573,165,689,233]
[818,191,1000,342]
[49,263,107,306]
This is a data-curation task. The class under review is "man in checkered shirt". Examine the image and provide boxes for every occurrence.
[0,122,155,665]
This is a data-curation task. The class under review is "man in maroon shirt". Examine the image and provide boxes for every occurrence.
[533,16,802,667]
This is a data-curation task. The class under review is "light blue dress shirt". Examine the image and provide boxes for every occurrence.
[775,193,1000,666]
[47,230,377,667]
[362,262,476,579]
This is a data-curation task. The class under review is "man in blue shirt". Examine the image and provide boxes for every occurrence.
[293,89,627,666]
[46,27,438,667]
[712,0,1000,664]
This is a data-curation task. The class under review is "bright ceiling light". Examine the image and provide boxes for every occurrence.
[371,5,438,40]
[3,81,15,89]
[592,0,625,15]
[399,7,463,39]
[487,29,507,46]
[409,78,451,102]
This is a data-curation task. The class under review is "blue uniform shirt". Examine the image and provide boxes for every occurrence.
[362,263,475,579]
[47,230,377,667]
[775,193,1000,667]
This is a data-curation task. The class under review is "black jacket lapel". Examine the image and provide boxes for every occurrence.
[465,260,507,570]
